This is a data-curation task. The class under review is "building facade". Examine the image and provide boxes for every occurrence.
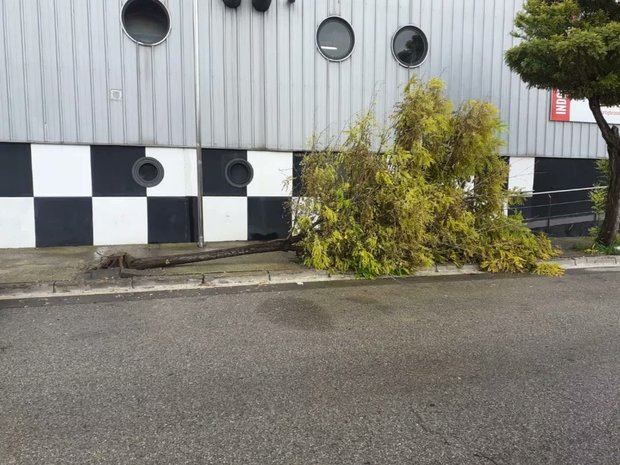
[0,0,609,248]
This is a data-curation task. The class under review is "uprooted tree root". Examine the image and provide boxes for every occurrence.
[99,236,301,271]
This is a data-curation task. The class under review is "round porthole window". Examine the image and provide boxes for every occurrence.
[132,157,165,188]
[316,17,355,62]
[121,0,171,46]
[392,25,429,68]
[225,159,254,188]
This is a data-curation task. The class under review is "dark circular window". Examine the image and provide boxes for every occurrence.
[225,159,254,188]
[132,157,165,187]
[121,0,171,46]
[316,17,355,61]
[392,26,429,68]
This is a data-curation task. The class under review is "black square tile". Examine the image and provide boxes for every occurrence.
[34,198,93,247]
[293,152,305,197]
[91,145,146,196]
[148,197,198,244]
[530,158,598,219]
[0,143,33,196]
[203,149,247,196]
[248,197,291,241]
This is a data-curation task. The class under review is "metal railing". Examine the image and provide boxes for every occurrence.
[509,186,606,233]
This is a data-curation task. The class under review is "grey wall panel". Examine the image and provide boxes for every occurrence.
[0,1,9,138]
[0,0,610,158]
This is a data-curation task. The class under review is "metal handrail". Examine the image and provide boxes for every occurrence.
[511,186,606,197]
[507,186,606,232]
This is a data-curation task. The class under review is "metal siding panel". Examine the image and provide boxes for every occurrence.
[167,0,188,148]
[250,8,266,149]
[301,0,315,147]
[277,0,291,149]
[223,4,239,147]
[39,0,63,141]
[207,0,226,147]
[72,0,95,143]
[237,2,253,148]
[349,0,366,124]
[104,0,125,143]
[263,2,278,148]
[289,0,304,149]
[55,0,79,142]
[121,24,141,145]
[0,2,9,140]
[137,47,155,144]
[338,0,354,141]
[152,31,171,145]
[360,0,376,125]
[20,0,44,141]
[382,0,399,125]
[181,0,195,147]
[313,0,328,148]
[4,0,28,141]
[447,0,464,104]
[373,0,388,125]
[88,0,111,144]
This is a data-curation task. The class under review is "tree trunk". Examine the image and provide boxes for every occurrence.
[597,140,620,246]
[101,236,301,270]
[588,98,620,246]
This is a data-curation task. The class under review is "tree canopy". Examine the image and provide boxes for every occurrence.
[505,0,620,106]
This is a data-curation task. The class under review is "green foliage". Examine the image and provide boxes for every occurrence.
[293,78,560,278]
[583,241,620,255]
[586,158,620,253]
[531,262,566,277]
[505,0,620,106]
[591,159,610,216]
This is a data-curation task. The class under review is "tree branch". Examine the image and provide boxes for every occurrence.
[589,97,619,149]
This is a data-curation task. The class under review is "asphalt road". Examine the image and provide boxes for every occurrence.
[1,270,619,465]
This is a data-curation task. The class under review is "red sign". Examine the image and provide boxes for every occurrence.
[550,90,620,124]
[550,90,571,122]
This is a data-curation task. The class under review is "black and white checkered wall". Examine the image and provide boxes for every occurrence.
[0,142,301,248]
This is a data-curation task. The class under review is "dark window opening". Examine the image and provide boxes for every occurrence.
[392,25,428,68]
[316,17,355,62]
[122,0,170,46]
[225,159,254,188]
[132,157,165,187]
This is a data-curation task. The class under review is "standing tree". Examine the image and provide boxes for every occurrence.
[505,0,620,246]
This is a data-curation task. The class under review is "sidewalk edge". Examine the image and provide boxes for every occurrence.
[0,256,617,300]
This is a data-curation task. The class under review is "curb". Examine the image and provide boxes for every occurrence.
[0,256,618,301]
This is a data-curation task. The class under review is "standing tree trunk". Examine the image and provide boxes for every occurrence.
[589,98,620,246]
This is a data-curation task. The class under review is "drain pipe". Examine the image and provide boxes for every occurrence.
[193,0,205,248]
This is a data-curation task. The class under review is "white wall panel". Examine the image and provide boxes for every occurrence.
[0,0,609,159]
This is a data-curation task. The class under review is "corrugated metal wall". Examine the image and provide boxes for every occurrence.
[0,0,608,158]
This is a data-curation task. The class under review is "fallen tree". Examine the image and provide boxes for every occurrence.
[100,237,300,270]
[101,77,562,276]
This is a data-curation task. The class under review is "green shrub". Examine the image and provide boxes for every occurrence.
[293,78,560,277]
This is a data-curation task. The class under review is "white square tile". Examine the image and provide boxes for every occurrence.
[92,197,148,246]
[247,151,293,197]
[31,144,92,197]
[145,147,198,197]
[509,157,535,193]
[203,197,247,242]
[0,198,36,248]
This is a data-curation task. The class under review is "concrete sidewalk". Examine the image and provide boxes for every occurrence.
[0,239,618,300]
[0,242,351,299]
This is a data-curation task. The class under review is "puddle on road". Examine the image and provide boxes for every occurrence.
[255,296,333,332]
